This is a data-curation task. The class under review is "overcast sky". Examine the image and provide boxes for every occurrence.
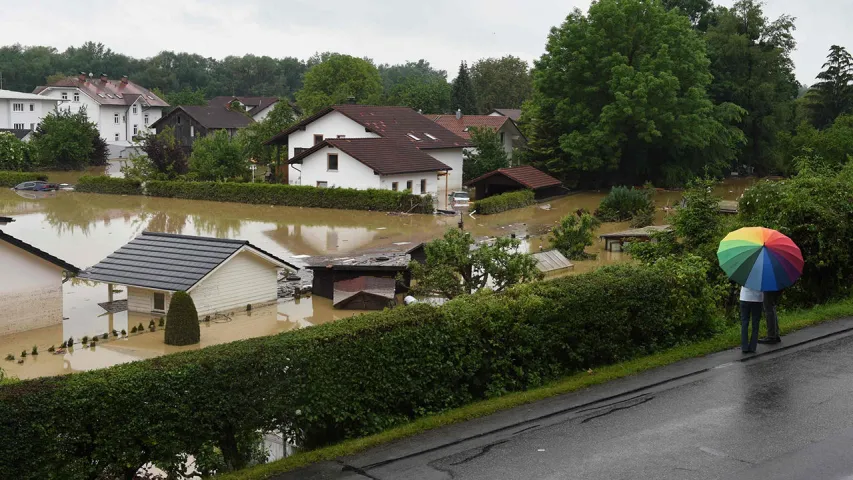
[2,0,851,85]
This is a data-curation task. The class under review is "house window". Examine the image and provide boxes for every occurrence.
[317,181,328,188]
[30,123,35,130]
[61,92,68,100]
[122,115,126,123]
[190,126,194,137]
[153,293,165,312]
[12,103,23,112]
[327,153,339,171]
[406,180,413,191]
[114,113,119,124]
[73,92,80,102]
[177,116,181,125]
[29,104,34,111]
[13,123,24,129]
[500,132,506,143]
[114,133,120,141]
[144,114,149,126]
[133,105,138,114]
[420,179,427,194]
[294,147,307,155]
[133,124,138,135]
[313,134,323,145]
[392,182,399,191]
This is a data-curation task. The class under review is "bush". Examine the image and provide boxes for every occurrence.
[164,292,200,346]
[0,171,47,187]
[550,212,601,260]
[145,180,434,213]
[595,186,654,222]
[471,189,535,215]
[0,258,720,478]
[0,132,33,171]
[74,176,142,195]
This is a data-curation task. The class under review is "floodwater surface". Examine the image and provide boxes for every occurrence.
[0,172,753,379]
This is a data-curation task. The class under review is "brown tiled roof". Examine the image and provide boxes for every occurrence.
[289,138,452,175]
[465,165,562,190]
[151,106,254,130]
[267,105,471,149]
[490,108,522,121]
[430,115,510,139]
[34,76,168,107]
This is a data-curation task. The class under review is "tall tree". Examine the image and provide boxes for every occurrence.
[703,0,799,174]
[379,60,451,112]
[237,100,296,167]
[30,108,105,170]
[807,45,853,128]
[462,126,510,181]
[450,61,477,114]
[470,56,533,112]
[188,130,247,181]
[295,54,383,115]
[526,0,745,188]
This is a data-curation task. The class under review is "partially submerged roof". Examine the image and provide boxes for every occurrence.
[304,252,411,271]
[0,230,80,273]
[599,225,672,239]
[151,106,254,130]
[0,128,33,140]
[267,105,471,149]
[532,250,574,273]
[489,108,522,121]
[719,200,738,214]
[333,276,396,308]
[288,138,452,175]
[429,115,511,139]
[34,76,168,107]
[465,165,563,190]
[79,232,296,291]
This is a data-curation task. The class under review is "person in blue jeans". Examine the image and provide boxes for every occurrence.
[740,286,764,353]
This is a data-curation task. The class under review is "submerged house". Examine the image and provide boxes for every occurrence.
[333,276,397,310]
[0,230,79,335]
[303,252,411,300]
[80,232,297,317]
[466,165,565,201]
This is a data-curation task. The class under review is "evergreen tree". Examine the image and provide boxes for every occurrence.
[164,292,200,346]
[807,45,853,128]
[451,62,477,114]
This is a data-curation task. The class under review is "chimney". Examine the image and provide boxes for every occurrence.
[78,72,86,82]
[456,108,462,120]
[346,96,357,105]
[120,75,129,85]
[100,73,108,83]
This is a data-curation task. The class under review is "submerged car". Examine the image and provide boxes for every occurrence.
[12,181,59,191]
[448,191,470,207]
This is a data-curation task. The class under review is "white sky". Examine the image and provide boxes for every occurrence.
[2,0,851,85]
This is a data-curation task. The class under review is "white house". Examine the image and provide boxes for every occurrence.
[80,232,298,317]
[208,96,291,123]
[0,228,80,336]
[266,105,471,196]
[33,73,169,158]
[0,89,60,132]
[429,110,527,162]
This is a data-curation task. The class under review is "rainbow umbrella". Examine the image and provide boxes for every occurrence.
[717,227,803,291]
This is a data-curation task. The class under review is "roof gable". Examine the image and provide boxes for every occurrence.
[152,106,254,130]
[34,77,168,107]
[0,230,80,273]
[289,138,452,175]
[430,115,511,139]
[465,165,563,190]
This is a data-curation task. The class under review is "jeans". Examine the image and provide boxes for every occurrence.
[740,301,763,352]
[764,291,781,339]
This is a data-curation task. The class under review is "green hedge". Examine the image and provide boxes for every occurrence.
[0,171,47,187]
[471,189,535,214]
[595,186,655,222]
[0,257,719,478]
[74,175,142,195]
[144,180,434,213]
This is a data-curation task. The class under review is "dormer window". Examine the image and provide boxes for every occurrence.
[407,133,421,141]
[424,133,438,140]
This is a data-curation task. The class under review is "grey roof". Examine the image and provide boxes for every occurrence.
[151,106,254,130]
[0,128,32,140]
[0,230,79,273]
[599,225,672,240]
[79,232,296,291]
[304,252,411,271]
[531,250,574,273]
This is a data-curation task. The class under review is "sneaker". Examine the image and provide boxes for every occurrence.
[758,337,781,344]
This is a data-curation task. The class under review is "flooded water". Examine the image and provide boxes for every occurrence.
[0,170,753,380]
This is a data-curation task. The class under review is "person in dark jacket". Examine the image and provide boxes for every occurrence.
[759,290,782,344]
[740,286,764,353]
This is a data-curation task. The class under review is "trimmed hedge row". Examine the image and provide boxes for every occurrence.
[74,175,142,195]
[0,257,719,478]
[0,171,47,187]
[471,189,535,215]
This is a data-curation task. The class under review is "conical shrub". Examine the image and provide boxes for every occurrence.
[164,292,200,346]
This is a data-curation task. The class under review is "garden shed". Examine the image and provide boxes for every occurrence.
[304,252,411,299]
[465,165,565,200]
[531,249,574,275]
[80,232,297,317]
[600,225,671,252]
[333,276,397,310]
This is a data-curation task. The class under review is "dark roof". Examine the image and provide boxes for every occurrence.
[304,252,410,271]
[0,230,80,273]
[465,165,563,190]
[0,217,13,224]
[333,276,396,307]
[490,109,522,121]
[429,115,510,139]
[79,232,295,291]
[34,76,168,107]
[0,128,32,140]
[151,106,254,130]
[207,96,280,115]
[267,105,471,149]
[289,138,452,175]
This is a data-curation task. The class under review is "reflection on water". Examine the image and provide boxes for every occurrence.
[0,175,754,379]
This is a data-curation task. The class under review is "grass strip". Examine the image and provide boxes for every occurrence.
[221,296,853,480]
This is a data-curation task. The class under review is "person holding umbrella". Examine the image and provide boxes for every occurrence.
[718,227,803,354]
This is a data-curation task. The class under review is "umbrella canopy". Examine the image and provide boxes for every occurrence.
[717,227,804,291]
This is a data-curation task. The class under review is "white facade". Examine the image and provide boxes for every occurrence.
[424,148,464,191]
[0,241,65,336]
[0,89,59,131]
[251,103,276,122]
[125,249,281,317]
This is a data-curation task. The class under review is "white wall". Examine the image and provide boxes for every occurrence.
[252,104,275,122]
[127,287,171,314]
[424,148,464,191]
[42,88,101,127]
[379,172,439,196]
[0,242,64,335]
[296,146,381,189]
[0,98,58,130]
[190,250,280,316]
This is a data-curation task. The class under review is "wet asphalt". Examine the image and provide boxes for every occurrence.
[275,318,853,480]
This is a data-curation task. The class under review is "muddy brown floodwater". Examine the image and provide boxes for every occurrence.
[0,169,753,380]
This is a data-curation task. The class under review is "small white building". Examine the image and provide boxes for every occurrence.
[0,228,80,336]
[266,105,470,196]
[33,73,169,158]
[0,89,60,132]
[80,232,298,317]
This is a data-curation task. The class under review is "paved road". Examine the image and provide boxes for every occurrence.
[277,318,853,480]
